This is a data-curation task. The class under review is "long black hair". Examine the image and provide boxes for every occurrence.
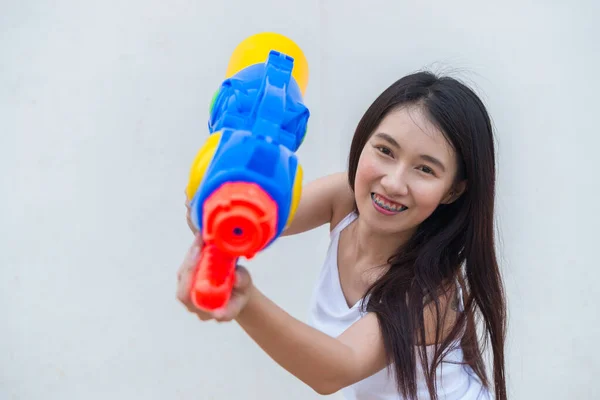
[347,71,506,400]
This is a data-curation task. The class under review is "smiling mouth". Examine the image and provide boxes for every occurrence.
[371,193,408,213]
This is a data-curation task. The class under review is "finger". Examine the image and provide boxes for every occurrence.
[183,234,203,263]
[212,306,236,322]
[186,213,198,235]
[213,292,248,322]
[176,277,192,305]
[180,291,213,321]
[177,243,200,303]
[183,231,203,250]
[185,202,200,235]
[197,313,213,321]
[232,265,251,290]
[193,232,204,247]
[190,305,213,321]
[211,307,228,322]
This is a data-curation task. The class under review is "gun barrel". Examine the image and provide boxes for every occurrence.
[202,182,278,259]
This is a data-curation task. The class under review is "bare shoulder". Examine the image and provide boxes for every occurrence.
[282,171,355,236]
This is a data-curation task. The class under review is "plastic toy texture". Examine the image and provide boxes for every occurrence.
[185,32,310,311]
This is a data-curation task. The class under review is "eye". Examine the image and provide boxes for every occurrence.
[374,145,393,157]
[418,165,435,175]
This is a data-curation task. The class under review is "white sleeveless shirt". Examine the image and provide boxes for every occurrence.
[307,212,491,400]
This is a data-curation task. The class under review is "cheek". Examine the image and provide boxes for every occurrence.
[410,182,448,212]
[354,153,381,194]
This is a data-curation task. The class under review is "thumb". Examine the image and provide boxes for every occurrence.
[184,235,201,263]
[193,231,203,246]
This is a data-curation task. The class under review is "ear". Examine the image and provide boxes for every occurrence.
[441,180,467,204]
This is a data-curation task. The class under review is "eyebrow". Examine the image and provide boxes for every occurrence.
[374,132,446,172]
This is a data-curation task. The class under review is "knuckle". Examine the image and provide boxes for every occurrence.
[185,304,196,313]
[177,292,191,305]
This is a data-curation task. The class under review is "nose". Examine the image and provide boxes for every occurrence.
[380,166,409,198]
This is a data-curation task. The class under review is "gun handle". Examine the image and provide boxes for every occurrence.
[190,243,237,311]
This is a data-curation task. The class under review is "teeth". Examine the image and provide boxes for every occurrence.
[371,193,407,212]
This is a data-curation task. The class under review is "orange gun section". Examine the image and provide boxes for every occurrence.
[190,182,278,311]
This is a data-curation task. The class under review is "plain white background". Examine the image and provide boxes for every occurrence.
[2,1,599,399]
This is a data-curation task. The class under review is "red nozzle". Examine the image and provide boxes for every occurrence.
[203,182,278,259]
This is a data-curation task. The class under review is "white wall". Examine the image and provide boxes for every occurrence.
[2,1,598,399]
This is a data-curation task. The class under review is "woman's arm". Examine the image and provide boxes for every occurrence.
[235,286,387,395]
[176,237,458,395]
[282,171,355,237]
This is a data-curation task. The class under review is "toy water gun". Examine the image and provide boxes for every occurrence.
[184,32,310,312]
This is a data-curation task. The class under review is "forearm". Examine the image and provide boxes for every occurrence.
[235,286,354,394]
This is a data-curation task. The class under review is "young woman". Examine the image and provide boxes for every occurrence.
[177,71,507,400]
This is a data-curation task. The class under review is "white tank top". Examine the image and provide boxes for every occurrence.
[306,212,491,400]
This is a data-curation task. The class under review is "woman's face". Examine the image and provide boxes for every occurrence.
[353,106,465,235]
